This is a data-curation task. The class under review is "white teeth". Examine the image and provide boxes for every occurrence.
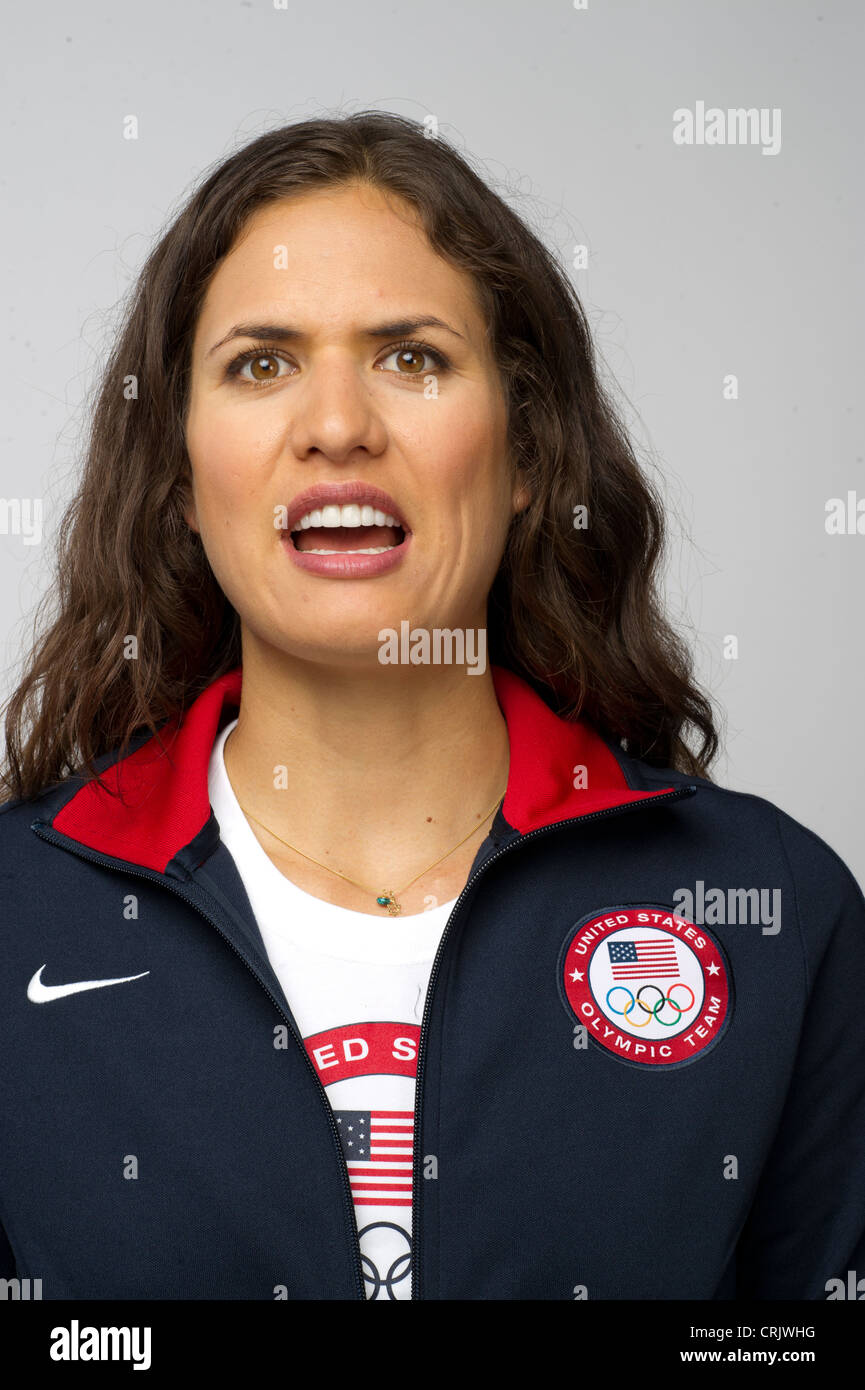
[302,546,396,554]
[291,503,401,531]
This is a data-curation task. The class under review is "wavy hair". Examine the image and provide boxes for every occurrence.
[0,110,719,804]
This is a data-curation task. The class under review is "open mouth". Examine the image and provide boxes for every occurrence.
[290,505,408,554]
[292,525,406,554]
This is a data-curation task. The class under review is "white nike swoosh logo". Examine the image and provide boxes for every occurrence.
[27,964,150,1003]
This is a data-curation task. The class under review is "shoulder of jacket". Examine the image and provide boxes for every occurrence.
[623,750,863,905]
[0,725,160,842]
[629,763,865,994]
[0,786,64,823]
[695,780,861,895]
[0,776,82,850]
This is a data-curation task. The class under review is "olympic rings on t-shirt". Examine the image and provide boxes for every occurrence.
[605,982,696,1027]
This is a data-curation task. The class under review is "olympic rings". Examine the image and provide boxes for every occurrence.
[630,984,666,1026]
[668,982,695,1013]
[358,1221,412,1300]
[605,981,695,1027]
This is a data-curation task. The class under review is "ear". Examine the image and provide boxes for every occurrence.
[180,482,199,535]
[511,470,532,515]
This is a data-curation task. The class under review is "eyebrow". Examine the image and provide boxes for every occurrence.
[205,315,467,359]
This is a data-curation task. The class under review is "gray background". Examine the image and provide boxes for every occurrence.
[2,1,862,879]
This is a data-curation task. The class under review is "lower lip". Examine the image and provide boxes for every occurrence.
[282,529,412,577]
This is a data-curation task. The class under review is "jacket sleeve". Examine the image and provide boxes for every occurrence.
[735,812,865,1298]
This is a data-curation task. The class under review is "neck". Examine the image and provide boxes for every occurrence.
[222,636,511,888]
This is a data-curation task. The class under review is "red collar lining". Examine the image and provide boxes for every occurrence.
[51,664,675,873]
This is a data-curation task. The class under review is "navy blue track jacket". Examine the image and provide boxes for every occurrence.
[1,662,864,1300]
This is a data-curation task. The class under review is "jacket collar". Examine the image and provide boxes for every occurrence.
[46,663,680,874]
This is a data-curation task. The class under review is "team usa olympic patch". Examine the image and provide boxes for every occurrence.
[557,905,733,1069]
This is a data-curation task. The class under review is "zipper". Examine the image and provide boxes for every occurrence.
[409,782,698,1300]
[29,818,368,1302]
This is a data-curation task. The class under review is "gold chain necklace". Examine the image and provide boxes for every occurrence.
[237,786,507,916]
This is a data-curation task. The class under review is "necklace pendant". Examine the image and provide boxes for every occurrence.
[376,890,402,916]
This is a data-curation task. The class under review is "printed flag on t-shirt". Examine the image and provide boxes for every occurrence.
[334,1109,414,1207]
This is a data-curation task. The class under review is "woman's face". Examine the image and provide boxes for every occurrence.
[184,181,529,669]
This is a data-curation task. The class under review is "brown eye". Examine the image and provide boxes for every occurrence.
[247,353,281,381]
[394,348,426,374]
[379,342,448,375]
[226,348,294,385]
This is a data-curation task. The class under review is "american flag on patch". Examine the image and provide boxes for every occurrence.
[333,1109,414,1207]
[608,938,678,981]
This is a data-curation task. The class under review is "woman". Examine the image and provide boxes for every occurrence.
[1,112,863,1302]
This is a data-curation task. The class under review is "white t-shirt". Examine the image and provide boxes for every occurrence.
[208,717,458,1300]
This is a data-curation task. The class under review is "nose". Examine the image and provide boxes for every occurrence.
[285,350,389,465]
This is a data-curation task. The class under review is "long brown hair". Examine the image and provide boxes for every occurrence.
[0,111,719,805]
